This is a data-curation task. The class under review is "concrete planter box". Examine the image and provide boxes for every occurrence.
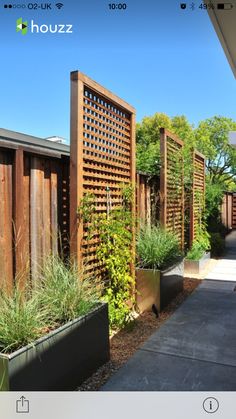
[136,259,184,313]
[0,303,110,391]
[184,252,211,276]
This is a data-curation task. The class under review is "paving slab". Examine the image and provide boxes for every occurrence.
[102,350,236,391]
[102,280,236,391]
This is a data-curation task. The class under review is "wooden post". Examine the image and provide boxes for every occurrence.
[160,128,167,228]
[13,148,27,288]
[130,112,136,280]
[70,72,84,267]
[181,148,185,251]
[189,150,195,247]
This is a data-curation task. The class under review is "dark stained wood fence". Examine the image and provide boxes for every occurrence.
[160,128,184,249]
[70,71,136,279]
[0,149,13,288]
[0,134,69,289]
[189,150,205,246]
[136,173,160,226]
[221,192,236,230]
[233,193,236,229]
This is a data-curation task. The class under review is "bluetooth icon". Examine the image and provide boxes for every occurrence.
[190,2,195,10]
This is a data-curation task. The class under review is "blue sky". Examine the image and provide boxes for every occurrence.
[0,0,235,142]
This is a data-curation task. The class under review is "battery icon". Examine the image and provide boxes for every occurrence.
[217,3,233,9]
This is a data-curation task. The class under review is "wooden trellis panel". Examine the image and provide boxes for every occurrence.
[189,150,205,245]
[70,71,136,278]
[160,128,184,249]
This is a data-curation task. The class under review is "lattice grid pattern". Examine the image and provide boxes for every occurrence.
[160,128,184,249]
[70,72,136,279]
[190,151,205,245]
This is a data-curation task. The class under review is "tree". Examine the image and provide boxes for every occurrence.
[195,116,236,186]
[136,113,195,176]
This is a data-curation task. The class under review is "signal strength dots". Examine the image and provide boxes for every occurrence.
[56,2,64,9]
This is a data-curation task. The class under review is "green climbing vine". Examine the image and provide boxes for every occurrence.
[78,184,135,329]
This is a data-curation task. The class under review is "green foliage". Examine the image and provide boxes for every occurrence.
[195,224,210,250]
[205,181,224,220]
[210,233,225,257]
[0,257,99,354]
[37,255,100,325]
[79,186,135,330]
[77,193,95,224]
[186,224,210,261]
[205,181,229,236]
[186,241,205,261]
[0,284,47,354]
[136,113,196,180]
[136,142,161,175]
[136,225,181,270]
[120,183,134,209]
[136,113,172,174]
[96,209,134,329]
[195,116,236,186]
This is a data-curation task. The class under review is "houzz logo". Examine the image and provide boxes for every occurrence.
[16,18,28,35]
[16,18,73,35]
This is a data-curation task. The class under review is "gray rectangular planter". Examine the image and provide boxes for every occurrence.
[160,259,184,310]
[135,268,161,313]
[0,303,110,391]
[136,259,183,313]
[184,252,211,276]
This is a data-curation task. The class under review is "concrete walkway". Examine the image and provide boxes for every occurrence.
[102,232,236,391]
[206,230,236,281]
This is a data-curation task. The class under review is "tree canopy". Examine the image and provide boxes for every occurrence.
[195,116,236,186]
[136,113,236,192]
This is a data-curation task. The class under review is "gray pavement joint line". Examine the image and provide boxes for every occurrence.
[139,347,236,369]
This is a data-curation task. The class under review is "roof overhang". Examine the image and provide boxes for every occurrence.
[205,1,236,78]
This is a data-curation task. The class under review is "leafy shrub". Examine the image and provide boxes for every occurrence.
[79,187,135,330]
[210,233,225,257]
[195,225,210,251]
[186,241,205,261]
[186,226,210,261]
[208,219,229,238]
[136,225,181,270]
[96,210,134,329]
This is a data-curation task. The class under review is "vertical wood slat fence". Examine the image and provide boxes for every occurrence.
[233,193,236,229]
[136,173,160,227]
[221,192,236,230]
[70,71,136,279]
[0,139,69,289]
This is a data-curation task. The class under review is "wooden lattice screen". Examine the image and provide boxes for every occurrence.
[160,128,184,249]
[70,71,136,278]
[189,150,205,245]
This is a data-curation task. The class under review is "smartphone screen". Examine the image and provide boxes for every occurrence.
[0,1,236,418]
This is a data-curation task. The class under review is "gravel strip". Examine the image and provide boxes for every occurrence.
[77,278,200,391]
